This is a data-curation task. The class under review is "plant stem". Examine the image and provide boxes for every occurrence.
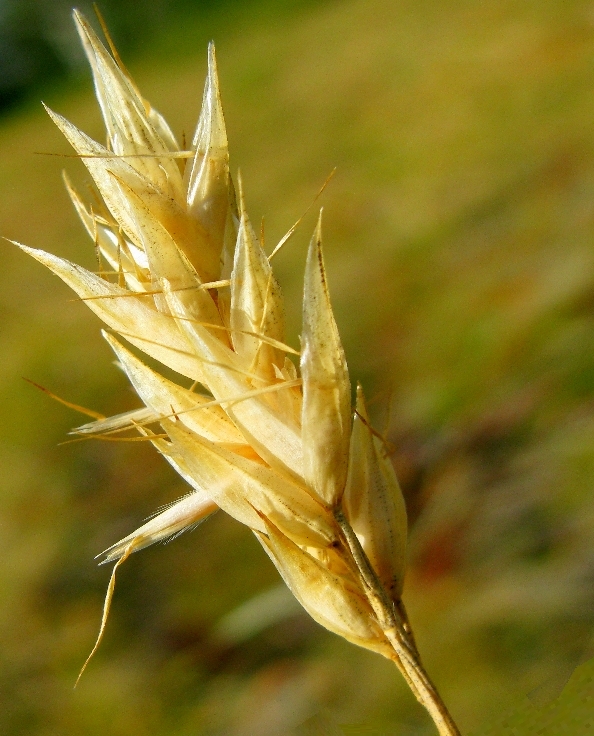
[333,507,461,736]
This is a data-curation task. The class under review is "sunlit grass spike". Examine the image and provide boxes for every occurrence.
[19,12,461,735]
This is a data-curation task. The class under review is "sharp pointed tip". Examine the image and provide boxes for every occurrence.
[72,8,91,37]
[207,42,220,90]
[192,39,227,153]
[11,241,52,264]
[315,209,323,241]
[102,330,125,354]
[305,214,323,268]
[207,43,220,84]
[72,8,108,63]
[42,104,62,124]
[42,103,61,126]
[8,238,35,254]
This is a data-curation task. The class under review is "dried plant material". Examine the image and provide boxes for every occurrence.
[256,516,393,658]
[301,213,351,507]
[164,418,336,549]
[99,491,218,564]
[344,385,408,599]
[19,10,460,735]
[230,178,285,383]
[73,406,156,435]
[102,332,247,445]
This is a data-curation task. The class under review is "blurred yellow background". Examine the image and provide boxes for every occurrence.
[2,0,594,733]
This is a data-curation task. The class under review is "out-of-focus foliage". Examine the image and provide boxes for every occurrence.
[0,0,160,108]
[2,0,594,733]
[0,0,303,111]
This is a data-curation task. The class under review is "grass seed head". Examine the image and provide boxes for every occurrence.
[20,8,411,679]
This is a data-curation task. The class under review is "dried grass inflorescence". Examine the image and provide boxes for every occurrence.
[17,10,460,735]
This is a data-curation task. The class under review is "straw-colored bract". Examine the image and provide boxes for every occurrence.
[18,10,461,735]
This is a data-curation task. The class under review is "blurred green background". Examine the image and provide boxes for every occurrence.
[3,0,594,733]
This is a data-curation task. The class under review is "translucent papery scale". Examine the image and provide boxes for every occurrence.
[100,489,218,564]
[230,193,286,384]
[46,108,207,283]
[103,332,248,447]
[256,518,393,659]
[300,215,351,507]
[65,175,149,293]
[107,173,227,339]
[165,284,304,479]
[344,386,408,600]
[163,418,335,549]
[74,10,184,202]
[19,245,209,381]
[184,43,232,284]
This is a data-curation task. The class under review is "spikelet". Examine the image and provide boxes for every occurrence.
[344,385,408,600]
[18,11,460,735]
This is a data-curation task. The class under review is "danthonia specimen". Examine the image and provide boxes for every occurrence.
[17,10,461,735]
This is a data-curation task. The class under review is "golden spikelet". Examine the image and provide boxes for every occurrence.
[17,10,460,735]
